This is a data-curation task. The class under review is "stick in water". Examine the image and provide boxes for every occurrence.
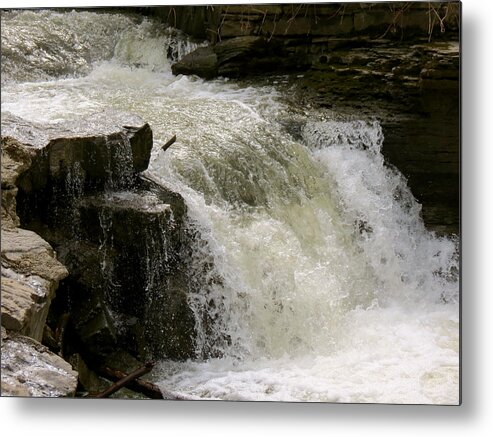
[161,134,176,152]
[94,361,155,398]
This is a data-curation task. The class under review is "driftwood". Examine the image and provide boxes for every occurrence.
[94,362,188,400]
[161,134,176,152]
[94,362,155,398]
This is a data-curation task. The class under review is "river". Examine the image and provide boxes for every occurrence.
[1,9,459,404]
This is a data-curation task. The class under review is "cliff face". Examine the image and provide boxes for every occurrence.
[146,2,460,236]
[146,3,459,44]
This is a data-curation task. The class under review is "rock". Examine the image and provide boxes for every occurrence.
[1,137,35,229]
[1,332,78,397]
[295,39,459,235]
[1,228,68,283]
[1,228,68,342]
[1,271,52,341]
[67,353,110,394]
[172,36,310,79]
[3,111,199,363]
[171,46,218,79]
[1,110,153,196]
[56,186,196,360]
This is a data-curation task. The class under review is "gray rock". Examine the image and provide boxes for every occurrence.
[172,36,310,79]
[1,332,78,397]
[1,227,68,342]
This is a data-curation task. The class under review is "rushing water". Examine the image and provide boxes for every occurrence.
[1,9,459,404]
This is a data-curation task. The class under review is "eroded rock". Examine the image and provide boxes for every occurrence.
[3,112,198,364]
[1,110,153,197]
[1,331,77,397]
[1,227,68,342]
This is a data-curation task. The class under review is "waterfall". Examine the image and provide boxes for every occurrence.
[1,9,459,404]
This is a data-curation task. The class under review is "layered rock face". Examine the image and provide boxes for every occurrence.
[1,327,78,397]
[298,41,460,235]
[2,126,75,396]
[1,111,196,396]
[156,3,459,79]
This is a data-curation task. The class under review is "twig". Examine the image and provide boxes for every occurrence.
[161,134,176,152]
[379,2,412,39]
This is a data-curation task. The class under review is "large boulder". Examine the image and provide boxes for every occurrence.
[1,110,153,198]
[3,112,198,365]
[56,185,195,360]
[172,36,310,79]
[171,46,218,79]
[0,110,156,396]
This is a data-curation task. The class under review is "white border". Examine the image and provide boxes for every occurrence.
[2,1,492,436]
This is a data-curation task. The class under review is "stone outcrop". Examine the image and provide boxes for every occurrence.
[151,2,459,80]
[295,40,459,235]
[146,3,459,44]
[1,110,199,396]
[1,110,153,197]
[172,46,219,79]
[1,129,74,396]
[55,181,195,360]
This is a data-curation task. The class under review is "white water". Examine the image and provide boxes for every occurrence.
[1,10,459,404]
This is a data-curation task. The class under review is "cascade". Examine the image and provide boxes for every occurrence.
[1,9,459,403]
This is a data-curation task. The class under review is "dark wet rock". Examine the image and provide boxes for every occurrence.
[1,110,153,196]
[171,46,218,79]
[1,329,78,397]
[293,41,459,235]
[52,186,196,360]
[172,36,310,79]
[2,111,199,398]
[150,3,459,44]
[215,35,309,77]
